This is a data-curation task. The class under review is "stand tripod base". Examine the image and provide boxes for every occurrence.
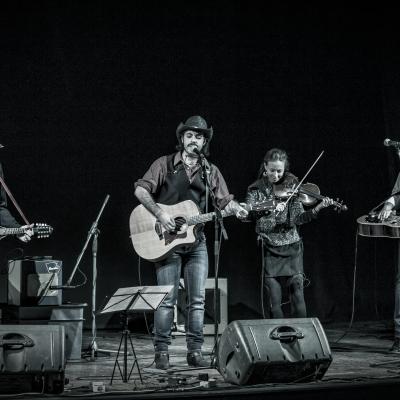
[82,340,119,360]
[110,329,143,384]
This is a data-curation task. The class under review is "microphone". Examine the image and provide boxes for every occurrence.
[383,138,400,147]
[50,285,76,290]
[193,147,205,159]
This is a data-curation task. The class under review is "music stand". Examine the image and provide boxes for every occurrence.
[99,285,173,384]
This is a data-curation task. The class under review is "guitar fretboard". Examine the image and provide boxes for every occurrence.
[187,209,233,226]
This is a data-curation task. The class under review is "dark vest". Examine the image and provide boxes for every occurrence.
[155,154,208,212]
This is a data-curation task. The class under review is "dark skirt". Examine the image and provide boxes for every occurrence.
[264,240,304,277]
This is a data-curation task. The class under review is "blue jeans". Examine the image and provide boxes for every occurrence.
[153,238,208,352]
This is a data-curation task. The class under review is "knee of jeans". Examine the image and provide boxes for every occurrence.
[159,295,176,309]
[187,296,205,310]
[160,287,179,308]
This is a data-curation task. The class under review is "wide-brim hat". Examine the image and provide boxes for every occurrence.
[176,115,213,141]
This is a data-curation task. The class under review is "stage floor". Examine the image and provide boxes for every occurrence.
[54,320,400,399]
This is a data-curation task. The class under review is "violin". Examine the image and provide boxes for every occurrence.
[273,176,348,213]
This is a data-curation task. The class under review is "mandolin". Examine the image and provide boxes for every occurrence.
[0,223,53,239]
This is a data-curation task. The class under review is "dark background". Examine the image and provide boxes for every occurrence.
[0,2,399,329]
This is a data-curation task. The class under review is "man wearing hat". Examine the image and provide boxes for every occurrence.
[134,115,247,369]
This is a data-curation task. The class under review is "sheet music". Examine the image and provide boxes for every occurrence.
[99,285,173,314]
[130,285,173,311]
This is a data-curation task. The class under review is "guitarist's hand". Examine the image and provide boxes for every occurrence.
[230,201,248,219]
[378,203,393,221]
[158,211,176,232]
[17,224,34,243]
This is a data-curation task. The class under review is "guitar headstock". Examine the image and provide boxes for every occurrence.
[32,223,54,238]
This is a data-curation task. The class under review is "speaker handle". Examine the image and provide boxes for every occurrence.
[0,333,34,348]
[270,326,304,342]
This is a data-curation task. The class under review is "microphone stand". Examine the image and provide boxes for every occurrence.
[64,194,112,360]
[199,154,228,367]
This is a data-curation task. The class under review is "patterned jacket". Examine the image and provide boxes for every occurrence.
[246,174,317,246]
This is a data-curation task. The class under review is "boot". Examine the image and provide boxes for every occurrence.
[187,351,209,367]
[154,351,170,370]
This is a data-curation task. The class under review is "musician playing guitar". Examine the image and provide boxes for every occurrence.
[134,115,247,370]
[0,162,33,242]
[377,174,400,353]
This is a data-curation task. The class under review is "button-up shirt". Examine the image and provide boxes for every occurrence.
[135,152,234,210]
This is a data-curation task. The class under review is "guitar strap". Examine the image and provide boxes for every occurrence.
[0,173,30,225]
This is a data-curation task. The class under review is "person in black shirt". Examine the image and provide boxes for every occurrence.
[134,116,247,369]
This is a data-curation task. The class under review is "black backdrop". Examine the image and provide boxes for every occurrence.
[1,2,399,328]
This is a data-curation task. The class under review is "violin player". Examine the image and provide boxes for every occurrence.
[245,148,334,319]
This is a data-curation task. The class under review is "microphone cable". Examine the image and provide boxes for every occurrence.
[259,236,267,319]
[333,229,359,344]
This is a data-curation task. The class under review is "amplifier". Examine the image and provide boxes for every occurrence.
[0,324,65,394]
[7,258,62,306]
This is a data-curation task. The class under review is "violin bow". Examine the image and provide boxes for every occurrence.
[279,150,325,211]
[0,174,30,225]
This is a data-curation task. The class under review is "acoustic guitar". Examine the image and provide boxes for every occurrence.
[129,199,274,262]
[357,214,400,239]
[0,223,53,240]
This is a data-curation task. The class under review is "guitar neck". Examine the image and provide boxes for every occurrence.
[0,227,25,236]
[187,208,233,226]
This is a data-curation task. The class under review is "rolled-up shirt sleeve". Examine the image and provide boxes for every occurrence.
[134,156,167,194]
[210,165,234,209]
[392,194,400,210]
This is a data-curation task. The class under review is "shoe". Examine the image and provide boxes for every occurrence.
[154,352,170,369]
[389,338,400,353]
[187,351,209,367]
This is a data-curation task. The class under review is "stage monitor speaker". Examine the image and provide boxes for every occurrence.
[0,324,66,394]
[7,257,62,306]
[217,318,332,385]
